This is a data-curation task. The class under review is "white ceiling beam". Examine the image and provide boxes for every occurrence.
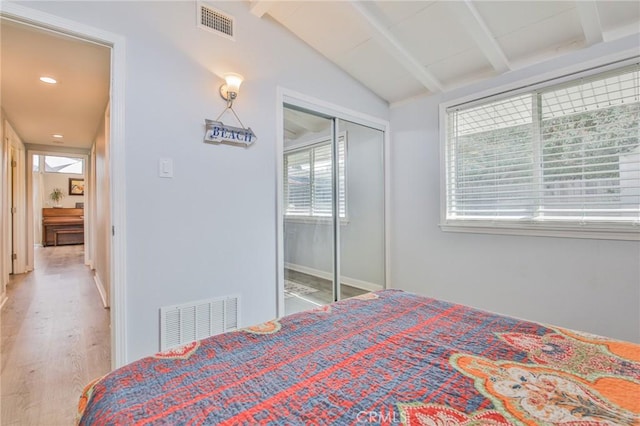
[349,1,443,93]
[249,1,272,18]
[576,1,604,46]
[446,0,510,73]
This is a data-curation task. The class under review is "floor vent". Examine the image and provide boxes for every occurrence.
[197,2,234,40]
[160,295,240,351]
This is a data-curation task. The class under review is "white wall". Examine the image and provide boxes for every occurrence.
[42,172,85,208]
[18,1,389,362]
[284,121,385,287]
[390,34,640,343]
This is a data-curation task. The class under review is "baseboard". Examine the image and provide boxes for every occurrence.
[285,262,383,292]
[341,275,383,292]
[93,273,109,308]
[0,293,7,310]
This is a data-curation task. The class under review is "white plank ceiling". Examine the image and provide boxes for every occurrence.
[1,2,638,149]
[252,0,640,104]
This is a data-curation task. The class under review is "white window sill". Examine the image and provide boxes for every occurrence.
[439,221,640,241]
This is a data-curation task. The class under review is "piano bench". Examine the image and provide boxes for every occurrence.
[53,229,84,246]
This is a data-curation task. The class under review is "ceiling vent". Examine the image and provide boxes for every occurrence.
[197,2,234,40]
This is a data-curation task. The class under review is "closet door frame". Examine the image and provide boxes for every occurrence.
[275,88,391,318]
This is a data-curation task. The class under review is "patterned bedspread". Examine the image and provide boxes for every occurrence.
[78,290,640,425]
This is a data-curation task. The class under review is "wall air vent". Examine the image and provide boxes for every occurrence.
[197,2,234,40]
[160,294,240,351]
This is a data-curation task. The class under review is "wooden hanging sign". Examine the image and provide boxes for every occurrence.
[204,119,256,147]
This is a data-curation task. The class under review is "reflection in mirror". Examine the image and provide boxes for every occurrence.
[283,105,385,315]
[283,106,335,314]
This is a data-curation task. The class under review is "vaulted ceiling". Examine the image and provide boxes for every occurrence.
[1,2,638,149]
[251,1,640,104]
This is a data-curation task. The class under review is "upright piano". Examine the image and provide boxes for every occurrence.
[42,208,84,247]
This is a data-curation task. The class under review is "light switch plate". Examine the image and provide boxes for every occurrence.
[159,158,173,178]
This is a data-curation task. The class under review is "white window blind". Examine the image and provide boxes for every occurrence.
[284,136,346,218]
[445,64,640,233]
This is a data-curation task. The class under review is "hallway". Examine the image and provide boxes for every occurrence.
[1,245,110,425]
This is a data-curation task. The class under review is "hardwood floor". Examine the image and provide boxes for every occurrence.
[1,245,110,425]
[284,269,369,315]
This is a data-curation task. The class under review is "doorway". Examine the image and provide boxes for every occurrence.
[279,98,388,316]
[0,2,126,368]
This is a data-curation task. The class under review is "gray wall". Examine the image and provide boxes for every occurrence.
[20,1,389,362]
[284,120,385,287]
[390,34,640,343]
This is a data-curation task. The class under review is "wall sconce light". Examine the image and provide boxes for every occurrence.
[219,72,243,108]
[206,71,256,148]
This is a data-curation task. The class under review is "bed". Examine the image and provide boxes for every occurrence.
[78,290,640,425]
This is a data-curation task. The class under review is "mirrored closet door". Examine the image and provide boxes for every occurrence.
[282,105,385,315]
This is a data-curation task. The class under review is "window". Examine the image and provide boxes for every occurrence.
[444,64,639,237]
[42,155,83,174]
[284,136,346,218]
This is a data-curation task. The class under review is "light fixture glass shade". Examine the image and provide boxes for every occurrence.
[224,73,243,95]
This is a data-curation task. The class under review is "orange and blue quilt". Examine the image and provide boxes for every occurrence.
[77,290,640,425]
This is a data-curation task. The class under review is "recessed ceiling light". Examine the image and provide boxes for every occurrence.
[39,76,57,84]
[52,134,63,138]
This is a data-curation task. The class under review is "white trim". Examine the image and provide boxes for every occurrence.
[93,273,108,308]
[275,89,286,320]
[280,88,389,132]
[25,144,89,156]
[441,51,639,111]
[26,149,89,269]
[285,262,383,292]
[109,18,128,371]
[25,153,35,269]
[1,2,128,369]
[276,87,391,317]
[604,21,640,43]
[440,224,639,241]
[85,143,95,269]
